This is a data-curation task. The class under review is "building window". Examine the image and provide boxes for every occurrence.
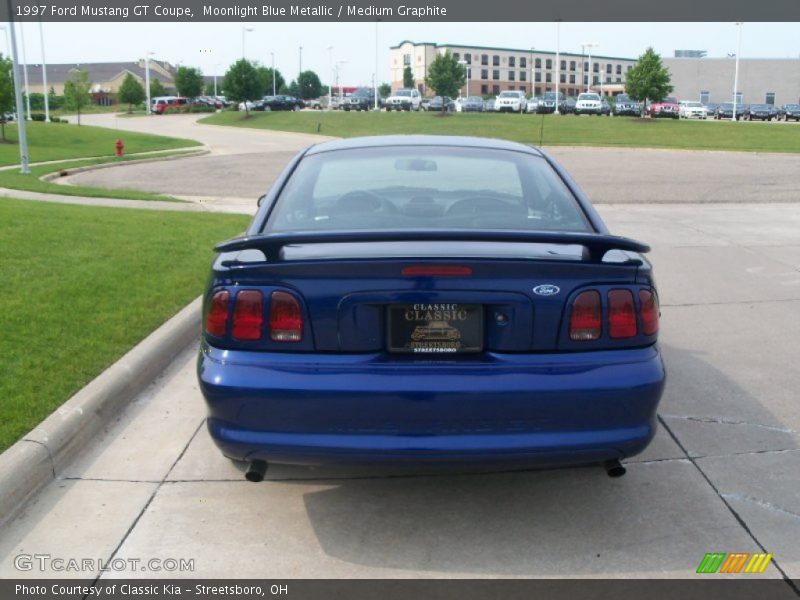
[535,72,541,82]
[403,54,411,66]
[569,74,575,84]
[509,56,516,67]
[560,74,566,84]
[606,76,612,83]
[481,54,489,65]
[584,61,589,71]
[700,90,710,104]
[520,71,527,82]
[593,63,599,73]
[465,53,471,64]
[583,75,588,85]
[593,75,599,85]
[493,55,500,66]
[766,92,775,105]
[616,77,622,83]
[481,69,488,80]
[535,58,541,68]
[560,60,566,70]
[627,65,632,72]
[545,59,552,69]
[467,68,472,79]
[734,92,743,104]
[493,69,500,80]
[535,86,541,96]
[606,63,612,73]
[546,73,552,83]
[481,84,488,95]
[616,64,622,74]
[509,70,515,81]
[520,57,527,68]
[570,60,576,71]
[492,85,500,95]
[453,53,460,61]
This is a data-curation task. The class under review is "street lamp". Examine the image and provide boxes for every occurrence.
[145,50,155,114]
[582,42,599,92]
[732,22,743,122]
[327,46,333,110]
[270,52,276,96]
[19,22,31,120]
[374,20,380,110]
[335,59,348,102]
[298,46,303,77]
[554,20,561,114]
[458,59,468,98]
[214,63,221,97]
[38,19,49,122]
[242,26,254,59]
[5,23,30,173]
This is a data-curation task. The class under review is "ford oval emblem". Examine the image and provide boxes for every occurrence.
[532,285,560,296]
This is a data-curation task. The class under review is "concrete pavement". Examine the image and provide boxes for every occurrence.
[1,201,798,582]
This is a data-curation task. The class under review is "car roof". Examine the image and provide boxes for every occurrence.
[304,135,544,157]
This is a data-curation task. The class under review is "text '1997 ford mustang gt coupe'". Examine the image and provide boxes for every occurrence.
[198,136,665,481]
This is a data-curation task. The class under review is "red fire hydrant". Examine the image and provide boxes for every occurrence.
[115,139,124,157]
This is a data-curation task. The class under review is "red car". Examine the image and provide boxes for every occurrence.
[647,96,679,119]
[152,96,188,115]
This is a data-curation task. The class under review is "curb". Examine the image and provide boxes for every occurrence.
[0,296,202,526]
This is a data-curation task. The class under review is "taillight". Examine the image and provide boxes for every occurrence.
[232,290,264,341]
[269,291,303,342]
[569,290,602,341]
[639,289,660,336]
[205,290,229,337]
[608,289,637,339]
[401,265,473,276]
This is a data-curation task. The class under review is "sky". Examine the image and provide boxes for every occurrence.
[4,21,799,86]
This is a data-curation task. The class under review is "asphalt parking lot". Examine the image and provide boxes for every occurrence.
[1,116,798,583]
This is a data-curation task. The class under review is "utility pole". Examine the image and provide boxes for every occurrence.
[38,18,49,122]
[7,18,30,173]
[732,22,743,122]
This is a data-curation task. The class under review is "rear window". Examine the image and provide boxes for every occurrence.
[265,146,590,233]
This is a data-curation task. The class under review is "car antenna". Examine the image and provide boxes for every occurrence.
[538,113,545,147]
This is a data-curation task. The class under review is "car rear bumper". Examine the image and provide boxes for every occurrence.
[199,343,666,466]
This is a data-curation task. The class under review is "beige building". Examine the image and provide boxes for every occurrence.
[25,60,176,104]
[390,41,637,98]
[663,57,800,106]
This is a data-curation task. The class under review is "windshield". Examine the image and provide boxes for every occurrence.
[751,104,769,109]
[467,96,483,102]
[266,146,590,233]
[685,102,702,107]
[617,95,631,102]
[498,92,519,98]
[786,104,800,109]
[578,94,599,101]
[395,90,412,97]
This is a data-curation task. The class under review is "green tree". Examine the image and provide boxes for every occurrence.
[378,82,391,98]
[48,86,63,110]
[0,54,14,141]
[286,80,301,97]
[624,47,673,116]
[255,66,285,97]
[174,66,204,99]
[424,50,466,98]
[296,70,322,100]
[63,69,92,125]
[403,65,414,88]
[150,78,166,98]
[118,73,145,112]
[223,59,262,116]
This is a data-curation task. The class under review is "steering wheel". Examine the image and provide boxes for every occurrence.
[446,196,526,217]
[335,190,397,214]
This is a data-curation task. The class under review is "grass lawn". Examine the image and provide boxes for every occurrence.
[201,110,800,154]
[0,198,249,452]
[0,120,200,166]
[0,152,199,202]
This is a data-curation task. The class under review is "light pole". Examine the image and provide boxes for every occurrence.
[241,26,254,59]
[38,19,49,122]
[298,46,302,77]
[335,59,347,102]
[7,22,29,173]
[327,46,333,110]
[583,42,599,92]
[554,20,561,114]
[374,20,380,110]
[19,22,31,120]
[732,22,743,122]
[214,63,221,97]
[145,50,154,114]
[270,52,276,96]
[458,59,468,98]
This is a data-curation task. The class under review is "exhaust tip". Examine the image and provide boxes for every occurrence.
[603,459,626,478]
[245,459,268,482]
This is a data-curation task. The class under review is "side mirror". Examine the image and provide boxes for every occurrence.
[257,194,267,207]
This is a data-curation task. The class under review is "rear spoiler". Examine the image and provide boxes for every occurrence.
[215,230,650,263]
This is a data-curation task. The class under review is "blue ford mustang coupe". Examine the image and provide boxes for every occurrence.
[198,136,665,481]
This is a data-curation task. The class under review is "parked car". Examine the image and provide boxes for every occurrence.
[258,95,304,111]
[459,96,485,112]
[575,92,602,115]
[538,91,565,114]
[199,135,665,479]
[782,104,800,121]
[195,96,222,109]
[305,98,323,110]
[647,96,679,119]
[420,98,433,111]
[744,103,774,121]
[494,90,528,113]
[703,102,719,117]
[612,94,640,117]
[678,101,708,119]
[600,98,611,116]
[153,96,188,114]
[427,96,456,112]
[483,99,495,112]
[343,88,375,111]
[714,102,745,120]
[237,100,257,112]
[525,97,540,113]
[385,88,422,111]
[563,98,577,114]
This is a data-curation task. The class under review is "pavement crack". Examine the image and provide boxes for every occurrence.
[23,438,56,479]
[721,493,800,522]
[660,414,799,435]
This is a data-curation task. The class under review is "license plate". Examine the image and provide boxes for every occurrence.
[387,304,483,354]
